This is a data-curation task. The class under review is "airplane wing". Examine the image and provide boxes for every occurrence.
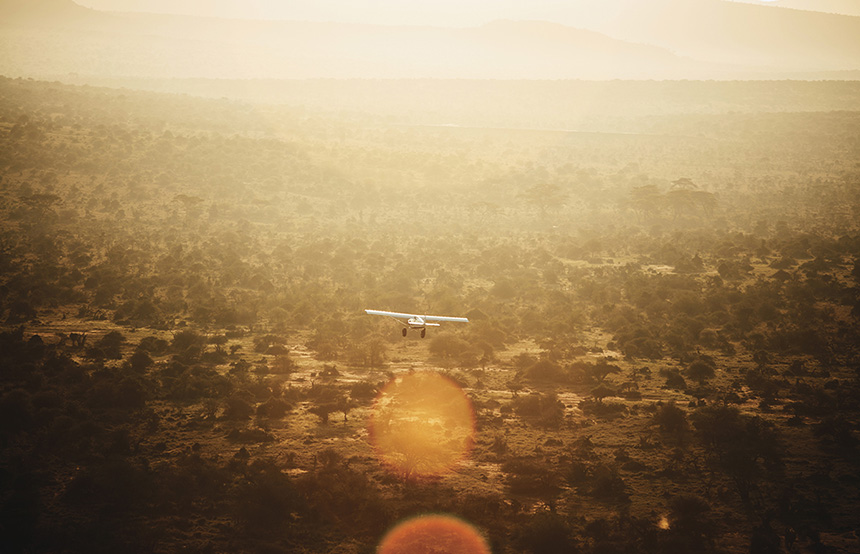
[365,309,469,323]
[365,309,417,320]
[423,314,469,323]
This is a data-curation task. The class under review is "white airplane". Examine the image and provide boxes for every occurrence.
[365,309,469,338]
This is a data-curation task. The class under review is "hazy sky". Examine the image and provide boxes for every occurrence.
[72,0,632,26]
[73,0,860,26]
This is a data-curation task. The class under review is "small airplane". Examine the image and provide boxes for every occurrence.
[365,309,469,338]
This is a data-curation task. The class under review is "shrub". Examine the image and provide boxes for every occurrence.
[350,380,378,403]
[567,461,590,486]
[224,390,255,420]
[233,461,302,533]
[170,330,205,352]
[686,360,715,383]
[256,397,291,419]
[88,372,149,412]
[503,458,560,496]
[296,464,386,535]
[512,392,565,428]
[64,458,153,513]
[137,336,168,355]
[587,464,628,502]
[200,347,228,365]
[691,405,784,502]
[526,359,566,382]
[517,511,574,554]
[512,352,538,370]
[226,427,275,443]
[653,401,688,434]
[590,384,616,402]
[308,403,337,425]
[664,370,687,390]
[128,350,153,373]
[0,389,34,436]
[579,398,626,419]
[429,333,476,360]
[664,495,717,552]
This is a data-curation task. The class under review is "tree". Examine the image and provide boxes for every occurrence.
[517,511,574,554]
[521,183,567,215]
[664,495,717,552]
[429,333,479,363]
[665,187,717,221]
[629,184,663,221]
[346,334,388,368]
[233,461,301,532]
[586,360,622,383]
[335,397,356,422]
[591,384,616,403]
[691,406,784,503]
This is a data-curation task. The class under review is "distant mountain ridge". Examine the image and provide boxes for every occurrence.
[597,0,860,71]
[0,2,714,79]
[0,0,858,79]
[0,0,93,21]
[728,0,860,18]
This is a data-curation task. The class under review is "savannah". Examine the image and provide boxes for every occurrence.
[1,1,860,553]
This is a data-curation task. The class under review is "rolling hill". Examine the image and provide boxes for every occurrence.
[0,0,858,79]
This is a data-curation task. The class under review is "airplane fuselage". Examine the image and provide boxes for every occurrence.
[406,316,441,329]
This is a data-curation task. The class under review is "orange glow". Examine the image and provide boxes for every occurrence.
[369,371,475,479]
[378,514,491,554]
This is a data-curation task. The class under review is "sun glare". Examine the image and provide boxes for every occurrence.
[369,371,475,479]
[378,514,491,554]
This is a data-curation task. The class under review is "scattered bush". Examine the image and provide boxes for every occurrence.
[512,392,565,428]
[256,397,291,419]
[517,511,574,554]
[525,359,566,382]
[653,401,688,435]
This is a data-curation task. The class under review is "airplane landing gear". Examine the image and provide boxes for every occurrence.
[402,328,408,337]
[420,329,426,338]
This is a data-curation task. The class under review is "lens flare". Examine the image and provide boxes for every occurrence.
[369,371,475,479]
[378,514,491,554]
